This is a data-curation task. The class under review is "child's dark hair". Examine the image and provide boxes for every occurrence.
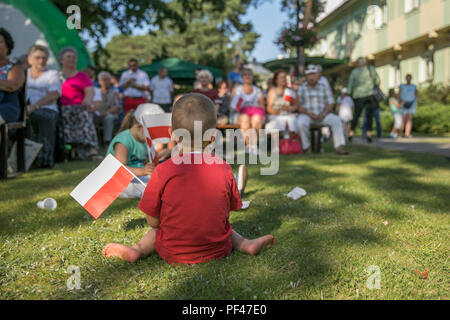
[119,111,139,132]
[172,93,216,147]
[388,88,396,98]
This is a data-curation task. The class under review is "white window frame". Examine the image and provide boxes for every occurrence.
[404,0,420,14]
[382,4,388,25]
[418,58,427,83]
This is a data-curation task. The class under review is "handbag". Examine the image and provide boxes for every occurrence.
[280,133,303,155]
[403,101,414,109]
[368,67,386,103]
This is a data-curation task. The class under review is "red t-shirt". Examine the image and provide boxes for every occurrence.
[138,153,242,264]
[192,88,220,103]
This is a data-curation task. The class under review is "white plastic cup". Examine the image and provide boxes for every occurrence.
[286,187,307,200]
[37,198,57,211]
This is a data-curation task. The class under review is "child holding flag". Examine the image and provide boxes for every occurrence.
[102,93,274,264]
[105,104,170,198]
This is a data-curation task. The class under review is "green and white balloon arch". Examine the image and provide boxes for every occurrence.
[0,0,94,70]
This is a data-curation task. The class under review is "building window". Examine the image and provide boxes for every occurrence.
[321,40,328,55]
[392,60,401,87]
[366,3,387,29]
[382,4,388,24]
[419,58,427,83]
[424,51,435,81]
[404,0,420,14]
[389,65,396,88]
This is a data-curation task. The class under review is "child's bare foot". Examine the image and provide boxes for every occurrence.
[102,243,142,263]
[240,235,275,255]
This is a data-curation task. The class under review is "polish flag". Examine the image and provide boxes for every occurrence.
[145,136,158,166]
[143,129,158,166]
[141,113,171,164]
[142,113,172,145]
[231,95,244,112]
[284,88,296,104]
[70,154,139,219]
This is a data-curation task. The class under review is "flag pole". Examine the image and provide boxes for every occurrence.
[135,176,147,188]
[118,157,148,188]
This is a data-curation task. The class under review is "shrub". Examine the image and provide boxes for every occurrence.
[414,104,450,134]
[378,104,449,135]
[417,84,449,105]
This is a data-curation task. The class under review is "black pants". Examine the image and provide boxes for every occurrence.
[30,108,58,168]
[351,95,378,132]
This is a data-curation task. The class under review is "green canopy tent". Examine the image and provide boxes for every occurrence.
[263,56,349,73]
[0,0,94,70]
[119,57,223,84]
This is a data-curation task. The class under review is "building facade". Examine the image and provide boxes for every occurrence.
[308,0,450,92]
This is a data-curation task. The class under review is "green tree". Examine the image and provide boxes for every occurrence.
[277,0,326,75]
[51,0,261,66]
[99,0,262,74]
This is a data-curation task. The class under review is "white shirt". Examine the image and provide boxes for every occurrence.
[93,87,102,102]
[319,76,332,92]
[26,69,61,113]
[92,87,102,115]
[337,95,354,121]
[119,69,150,98]
[150,76,174,104]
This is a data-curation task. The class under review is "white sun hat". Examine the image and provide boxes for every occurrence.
[134,103,165,124]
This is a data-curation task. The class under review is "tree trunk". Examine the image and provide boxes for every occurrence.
[296,0,302,77]
[297,0,313,77]
[304,0,313,29]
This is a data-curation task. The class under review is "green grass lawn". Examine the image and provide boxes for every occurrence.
[1,144,449,300]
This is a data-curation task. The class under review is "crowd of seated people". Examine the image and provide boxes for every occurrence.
[2,26,360,177]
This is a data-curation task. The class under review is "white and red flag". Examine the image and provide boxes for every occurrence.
[70,154,143,219]
[230,95,244,112]
[284,88,296,104]
[141,113,172,164]
[142,113,172,144]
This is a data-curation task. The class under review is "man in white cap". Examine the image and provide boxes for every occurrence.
[337,87,354,137]
[296,65,348,155]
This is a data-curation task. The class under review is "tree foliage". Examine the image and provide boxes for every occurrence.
[51,0,264,70]
[97,0,262,74]
[277,0,326,53]
[280,0,325,24]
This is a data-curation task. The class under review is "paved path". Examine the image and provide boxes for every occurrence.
[351,137,450,157]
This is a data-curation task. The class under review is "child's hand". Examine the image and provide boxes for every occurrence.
[158,149,171,161]
[143,163,155,175]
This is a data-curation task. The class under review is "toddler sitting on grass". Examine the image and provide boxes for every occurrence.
[102,93,274,264]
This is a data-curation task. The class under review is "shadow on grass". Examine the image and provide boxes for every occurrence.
[2,146,449,299]
[0,198,139,237]
[50,160,389,299]
[363,166,449,214]
[123,218,147,231]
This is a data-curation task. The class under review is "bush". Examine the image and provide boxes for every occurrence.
[380,110,394,133]
[379,104,449,135]
[380,103,450,134]
[414,104,450,134]
[417,84,449,106]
